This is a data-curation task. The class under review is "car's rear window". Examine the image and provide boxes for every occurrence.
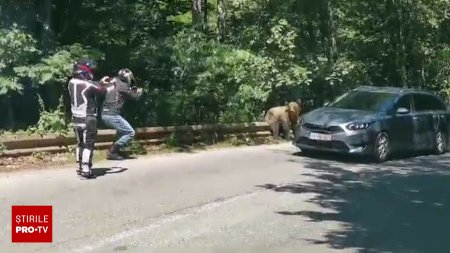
[329,90,398,112]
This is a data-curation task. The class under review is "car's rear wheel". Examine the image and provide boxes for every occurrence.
[373,131,390,163]
[433,129,446,155]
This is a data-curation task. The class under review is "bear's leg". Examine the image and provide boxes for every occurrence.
[271,122,280,139]
[281,120,290,140]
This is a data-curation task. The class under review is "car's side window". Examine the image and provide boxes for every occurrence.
[412,94,427,112]
[427,95,447,111]
[413,94,446,112]
[395,94,412,111]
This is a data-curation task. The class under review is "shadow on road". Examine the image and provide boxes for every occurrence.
[292,151,372,164]
[92,167,128,177]
[292,149,440,165]
[260,150,450,253]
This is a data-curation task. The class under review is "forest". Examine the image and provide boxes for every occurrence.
[1,0,450,136]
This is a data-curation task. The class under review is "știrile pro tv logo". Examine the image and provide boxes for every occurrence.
[12,205,52,243]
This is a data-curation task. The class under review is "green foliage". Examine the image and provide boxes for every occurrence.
[127,141,147,155]
[4,0,450,132]
[0,76,21,95]
[165,133,179,148]
[163,29,310,124]
[27,95,69,137]
[168,11,192,25]
[266,18,297,59]
[15,43,104,86]
[0,25,38,69]
[0,25,38,95]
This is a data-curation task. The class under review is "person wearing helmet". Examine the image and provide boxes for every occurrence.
[100,68,143,160]
[68,59,109,179]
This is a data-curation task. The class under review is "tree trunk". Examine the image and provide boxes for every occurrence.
[34,0,54,49]
[420,59,426,89]
[324,0,337,100]
[217,0,226,41]
[5,96,16,130]
[399,14,408,88]
[204,0,207,29]
[192,0,207,30]
[325,0,337,64]
[393,0,408,88]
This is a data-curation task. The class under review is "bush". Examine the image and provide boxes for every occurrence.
[127,140,147,155]
[165,133,179,148]
[27,95,70,137]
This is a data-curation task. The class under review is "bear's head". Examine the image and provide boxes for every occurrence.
[287,99,302,122]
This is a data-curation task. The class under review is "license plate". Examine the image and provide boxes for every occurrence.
[309,132,332,141]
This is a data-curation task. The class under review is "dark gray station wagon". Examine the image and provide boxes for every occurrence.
[294,86,450,162]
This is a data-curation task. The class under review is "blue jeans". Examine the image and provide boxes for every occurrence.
[101,114,135,147]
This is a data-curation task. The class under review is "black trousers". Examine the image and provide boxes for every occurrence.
[73,116,98,169]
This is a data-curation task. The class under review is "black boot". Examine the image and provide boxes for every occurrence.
[107,144,124,160]
[118,149,133,159]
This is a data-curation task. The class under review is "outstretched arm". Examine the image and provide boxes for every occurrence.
[90,76,110,96]
[117,80,142,100]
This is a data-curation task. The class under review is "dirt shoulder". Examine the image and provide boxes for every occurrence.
[0,136,288,174]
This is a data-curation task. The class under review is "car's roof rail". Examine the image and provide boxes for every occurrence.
[355,85,404,93]
[355,85,438,95]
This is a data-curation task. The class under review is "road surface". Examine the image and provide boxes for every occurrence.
[1,143,450,253]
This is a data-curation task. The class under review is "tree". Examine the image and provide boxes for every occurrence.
[217,0,227,41]
[0,26,38,129]
[192,0,208,30]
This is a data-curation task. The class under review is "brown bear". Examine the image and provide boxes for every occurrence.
[264,99,302,139]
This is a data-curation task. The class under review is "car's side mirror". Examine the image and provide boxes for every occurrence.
[396,107,410,115]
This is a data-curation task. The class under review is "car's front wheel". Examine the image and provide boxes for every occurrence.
[373,131,390,163]
[433,129,446,155]
[300,148,313,156]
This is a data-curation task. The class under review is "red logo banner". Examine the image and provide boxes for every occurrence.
[12,206,52,243]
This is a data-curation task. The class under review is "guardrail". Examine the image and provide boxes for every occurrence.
[1,122,272,157]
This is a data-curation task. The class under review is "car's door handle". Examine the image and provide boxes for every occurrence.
[413,116,421,121]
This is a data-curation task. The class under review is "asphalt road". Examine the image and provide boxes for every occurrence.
[1,143,450,253]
